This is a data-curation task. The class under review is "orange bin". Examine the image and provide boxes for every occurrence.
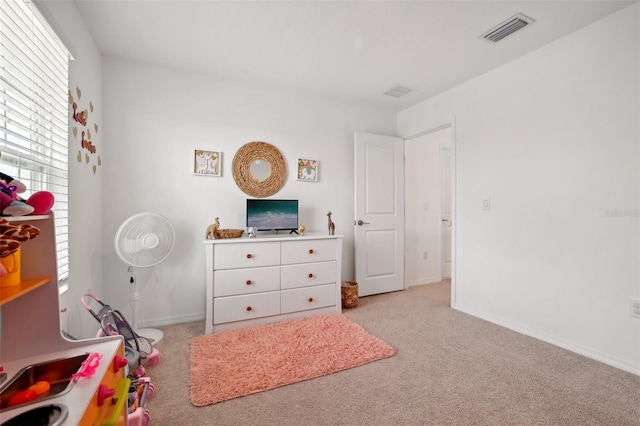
[0,247,22,287]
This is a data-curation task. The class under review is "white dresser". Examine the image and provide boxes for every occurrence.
[204,233,343,333]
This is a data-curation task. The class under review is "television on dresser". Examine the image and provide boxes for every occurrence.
[246,199,299,233]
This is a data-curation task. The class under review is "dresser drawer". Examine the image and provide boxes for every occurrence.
[281,284,336,314]
[280,261,336,290]
[213,266,280,297]
[214,242,280,270]
[281,239,336,265]
[213,292,280,324]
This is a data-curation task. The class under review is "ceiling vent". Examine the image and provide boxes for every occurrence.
[479,13,535,43]
[383,84,415,98]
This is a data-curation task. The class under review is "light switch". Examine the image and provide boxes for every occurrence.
[482,198,491,210]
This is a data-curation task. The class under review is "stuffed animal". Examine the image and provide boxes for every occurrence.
[0,174,33,216]
[0,217,40,276]
[0,171,54,216]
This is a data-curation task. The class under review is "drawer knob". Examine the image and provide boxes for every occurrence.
[308,273,313,278]
[246,253,253,259]
[246,306,252,312]
[308,297,314,303]
[246,280,252,285]
[309,249,314,254]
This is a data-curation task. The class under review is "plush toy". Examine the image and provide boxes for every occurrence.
[0,149,54,216]
[0,173,32,216]
[0,171,54,216]
[0,217,40,276]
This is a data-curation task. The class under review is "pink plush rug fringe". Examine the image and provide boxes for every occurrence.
[190,314,395,406]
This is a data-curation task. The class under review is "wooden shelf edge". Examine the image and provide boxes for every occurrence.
[3,215,50,222]
[0,277,51,305]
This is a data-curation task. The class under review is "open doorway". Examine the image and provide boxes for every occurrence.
[404,125,454,291]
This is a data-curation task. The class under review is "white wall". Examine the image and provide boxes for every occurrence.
[398,4,640,374]
[36,1,105,339]
[100,58,396,327]
[40,1,639,374]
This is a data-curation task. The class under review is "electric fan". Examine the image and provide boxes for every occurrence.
[114,212,175,345]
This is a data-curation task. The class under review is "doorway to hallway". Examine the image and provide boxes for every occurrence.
[405,126,453,286]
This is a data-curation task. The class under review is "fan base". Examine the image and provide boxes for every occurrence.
[137,327,164,346]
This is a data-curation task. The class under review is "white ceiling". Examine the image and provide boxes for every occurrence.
[72,0,635,112]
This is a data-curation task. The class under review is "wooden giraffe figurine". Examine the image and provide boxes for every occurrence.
[327,211,335,235]
[205,217,220,239]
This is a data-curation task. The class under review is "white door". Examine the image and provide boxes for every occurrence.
[441,145,452,278]
[354,132,405,296]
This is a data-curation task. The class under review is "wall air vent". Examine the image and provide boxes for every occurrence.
[480,13,535,43]
[383,84,414,98]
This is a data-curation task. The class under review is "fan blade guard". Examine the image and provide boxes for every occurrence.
[114,212,175,267]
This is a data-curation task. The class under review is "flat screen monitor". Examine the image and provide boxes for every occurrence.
[246,199,298,232]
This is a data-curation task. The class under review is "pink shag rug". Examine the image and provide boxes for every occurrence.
[190,314,395,406]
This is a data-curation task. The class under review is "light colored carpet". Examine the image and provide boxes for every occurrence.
[190,313,395,406]
[148,281,640,425]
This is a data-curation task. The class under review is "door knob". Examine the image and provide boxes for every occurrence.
[356,220,370,226]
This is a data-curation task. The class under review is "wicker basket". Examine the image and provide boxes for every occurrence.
[214,229,244,239]
[341,281,359,308]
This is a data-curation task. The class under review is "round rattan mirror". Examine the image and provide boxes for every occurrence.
[232,141,287,197]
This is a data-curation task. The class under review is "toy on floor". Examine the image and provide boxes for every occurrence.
[128,376,154,426]
[81,293,161,377]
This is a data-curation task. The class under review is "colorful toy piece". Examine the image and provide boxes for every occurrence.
[0,171,54,216]
[0,177,32,216]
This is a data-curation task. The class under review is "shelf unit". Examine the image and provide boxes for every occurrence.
[0,277,50,306]
[0,215,52,306]
[0,213,129,425]
[0,214,67,362]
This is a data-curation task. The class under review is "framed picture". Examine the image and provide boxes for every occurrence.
[194,149,221,176]
[297,158,318,182]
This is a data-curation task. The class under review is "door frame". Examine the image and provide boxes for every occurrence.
[404,118,457,308]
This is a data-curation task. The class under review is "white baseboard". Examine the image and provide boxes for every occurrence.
[139,312,205,328]
[453,303,640,377]
[408,276,443,287]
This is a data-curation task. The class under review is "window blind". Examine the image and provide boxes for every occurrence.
[0,0,70,283]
